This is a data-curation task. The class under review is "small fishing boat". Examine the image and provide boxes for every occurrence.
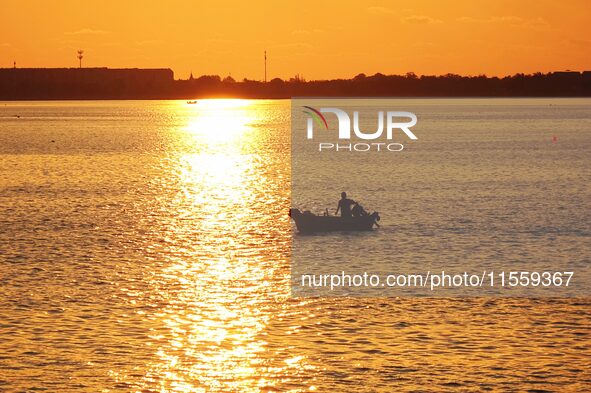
[289,208,380,234]
[187,100,198,104]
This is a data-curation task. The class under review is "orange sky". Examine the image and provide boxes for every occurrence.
[1,0,590,80]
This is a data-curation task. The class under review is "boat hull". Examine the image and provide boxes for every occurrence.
[289,209,379,233]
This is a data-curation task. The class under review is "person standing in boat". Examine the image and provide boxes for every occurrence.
[335,192,356,218]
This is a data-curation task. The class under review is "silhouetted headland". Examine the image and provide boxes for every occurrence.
[1,67,590,100]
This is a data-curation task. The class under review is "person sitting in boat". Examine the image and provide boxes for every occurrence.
[351,202,368,217]
[335,192,356,218]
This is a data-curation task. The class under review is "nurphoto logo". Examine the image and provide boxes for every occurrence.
[303,106,418,152]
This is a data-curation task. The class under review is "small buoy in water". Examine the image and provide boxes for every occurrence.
[552,135,557,143]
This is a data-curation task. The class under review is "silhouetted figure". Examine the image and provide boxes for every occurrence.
[335,192,356,218]
[351,202,368,217]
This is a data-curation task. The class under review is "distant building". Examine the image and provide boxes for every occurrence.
[0,67,174,99]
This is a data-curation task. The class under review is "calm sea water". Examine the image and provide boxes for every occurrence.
[291,98,591,297]
[0,99,589,392]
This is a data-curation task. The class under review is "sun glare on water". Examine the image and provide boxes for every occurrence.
[184,99,254,145]
[127,99,302,392]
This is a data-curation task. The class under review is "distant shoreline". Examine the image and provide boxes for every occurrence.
[3,96,591,102]
[1,68,590,100]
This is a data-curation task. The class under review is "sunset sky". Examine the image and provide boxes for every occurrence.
[1,0,590,80]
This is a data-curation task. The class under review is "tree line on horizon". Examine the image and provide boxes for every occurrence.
[177,71,591,98]
[0,68,589,99]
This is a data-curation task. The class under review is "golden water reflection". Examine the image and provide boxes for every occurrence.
[1,100,589,393]
[137,100,301,392]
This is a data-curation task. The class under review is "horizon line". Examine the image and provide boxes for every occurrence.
[1,66,590,82]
